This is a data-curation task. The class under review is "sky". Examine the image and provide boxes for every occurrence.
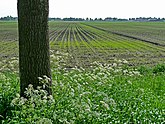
[0,0,164,19]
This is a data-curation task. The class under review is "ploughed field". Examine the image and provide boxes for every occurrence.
[1,21,165,70]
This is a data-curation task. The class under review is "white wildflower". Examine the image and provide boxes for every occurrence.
[118,60,122,63]
[112,63,117,67]
[37,86,42,90]
[100,101,110,110]
[28,84,33,88]
[16,93,20,98]
[19,97,27,105]
[128,80,132,85]
[38,77,43,80]
[43,84,46,89]
[43,75,48,78]
[133,71,141,75]
[43,95,47,99]
[123,69,128,74]
[48,95,53,100]
[123,59,128,64]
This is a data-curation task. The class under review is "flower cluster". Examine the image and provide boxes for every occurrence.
[0,57,19,73]
[10,82,55,123]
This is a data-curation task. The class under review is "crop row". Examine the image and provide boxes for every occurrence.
[85,22,165,46]
[49,22,165,67]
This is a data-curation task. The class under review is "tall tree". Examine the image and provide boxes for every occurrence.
[17,0,51,96]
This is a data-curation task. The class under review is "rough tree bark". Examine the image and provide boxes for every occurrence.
[17,0,51,96]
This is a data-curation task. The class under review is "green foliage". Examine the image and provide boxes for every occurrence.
[153,64,165,74]
[0,72,19,122]
[0,59,165,123]
[137,66,152,75]
[8,83,55,123]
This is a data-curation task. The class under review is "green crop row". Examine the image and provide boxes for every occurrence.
[48,22,165,67]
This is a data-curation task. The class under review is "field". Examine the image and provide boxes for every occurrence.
[1,21,165,71]
[49,22,165,67]
[0,21,165,123]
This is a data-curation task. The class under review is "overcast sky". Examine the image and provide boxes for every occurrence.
[0,0,164,19]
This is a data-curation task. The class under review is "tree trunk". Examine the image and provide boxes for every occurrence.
[17,0,51,96]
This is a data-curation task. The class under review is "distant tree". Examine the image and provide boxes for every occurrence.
[94,18,98,21]
[98,18,103,21]
[48,17,62,21]
[113,17,117,21]
[62,17,84,21]
[89,18,93,21]
[104,17,113,21]
[0,16,17,21]
[17,0,52,96]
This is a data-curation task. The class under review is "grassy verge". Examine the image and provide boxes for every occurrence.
[0,57,165,123]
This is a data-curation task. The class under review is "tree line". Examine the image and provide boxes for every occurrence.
[0,16,18,21]
[1,16,165,22]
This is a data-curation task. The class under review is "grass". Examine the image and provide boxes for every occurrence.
[0,52,165,123]
[0,21,165,123]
